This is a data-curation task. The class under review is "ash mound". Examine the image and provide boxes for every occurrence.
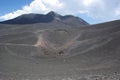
[0,20,120,59]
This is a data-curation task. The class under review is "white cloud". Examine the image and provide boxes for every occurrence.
[42,0,63,8]
[83,0,95,7]
[0,0,64,20]
[115,6,120,16]
[0,0,120,23]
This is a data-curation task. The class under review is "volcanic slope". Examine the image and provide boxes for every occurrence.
[0,20,120,79]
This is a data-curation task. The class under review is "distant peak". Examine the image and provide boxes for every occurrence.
[0,11,89,25]
[46,11,61,17]
[47,11,56,14]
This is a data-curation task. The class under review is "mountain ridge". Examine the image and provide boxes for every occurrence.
[0,11,89,25]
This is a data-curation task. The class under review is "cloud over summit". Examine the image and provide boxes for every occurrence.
[0,0,120,23]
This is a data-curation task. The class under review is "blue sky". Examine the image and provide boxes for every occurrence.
[0,0,120,24]
[0,0,32,16]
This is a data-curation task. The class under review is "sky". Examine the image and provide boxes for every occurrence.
[0,0,120,24]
